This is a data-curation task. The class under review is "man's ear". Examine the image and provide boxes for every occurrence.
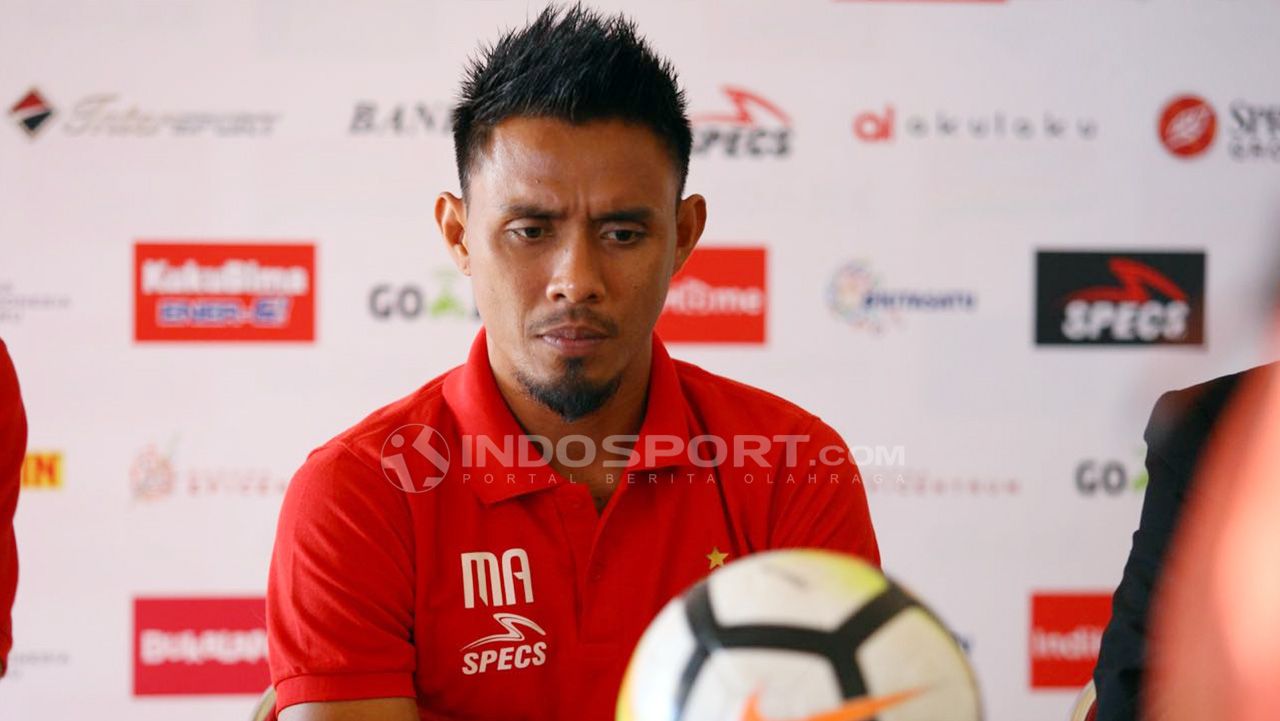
[672,193,707,276]
[436,192,470,276]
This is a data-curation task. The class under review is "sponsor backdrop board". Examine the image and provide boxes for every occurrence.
[2,1,1279,719]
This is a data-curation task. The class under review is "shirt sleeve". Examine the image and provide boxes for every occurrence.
[0,340,26,676]
[267,442,418,711]
[766,416,881,567]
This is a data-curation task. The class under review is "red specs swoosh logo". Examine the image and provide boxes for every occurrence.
[740,687,922,721]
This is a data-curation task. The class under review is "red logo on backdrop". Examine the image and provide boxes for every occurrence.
[1159,95,1216,158]
[1029,592,1112,689]
[133,597,269,695]
[134,242,316,342]
[657,247,766,344]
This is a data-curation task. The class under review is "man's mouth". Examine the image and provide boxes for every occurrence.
[538,324,611,355]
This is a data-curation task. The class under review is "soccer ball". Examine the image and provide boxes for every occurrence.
[616,549,981,721]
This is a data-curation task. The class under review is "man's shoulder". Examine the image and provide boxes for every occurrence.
[1145,361,1277,466]
[672,357,819,434]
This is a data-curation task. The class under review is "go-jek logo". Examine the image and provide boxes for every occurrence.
[380,424,450,493]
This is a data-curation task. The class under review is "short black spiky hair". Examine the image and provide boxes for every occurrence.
[451,3,692,200]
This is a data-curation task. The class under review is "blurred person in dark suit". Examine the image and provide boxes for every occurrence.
[1093,362,1276,719]
[1144,362,1280,720]
[0,339,25,678]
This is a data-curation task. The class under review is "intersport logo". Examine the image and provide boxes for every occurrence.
[8,87,278,139]
[1029,592,1111,689]
[1035,251,1205,346]
[656,247,766,344]
[691,87,791,158]
[134,242,316,342]
[133,597,269,696]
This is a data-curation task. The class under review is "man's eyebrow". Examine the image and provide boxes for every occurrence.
[500,204,655,223]
[501,203,565,219]
[591,207,654,223]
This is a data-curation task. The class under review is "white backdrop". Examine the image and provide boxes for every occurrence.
[3,0,1280,719]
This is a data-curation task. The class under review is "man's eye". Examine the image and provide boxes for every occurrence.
[510,227,546,240]
[606,229,645,244]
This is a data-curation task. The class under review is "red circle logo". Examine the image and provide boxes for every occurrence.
[1158,95,1216,158]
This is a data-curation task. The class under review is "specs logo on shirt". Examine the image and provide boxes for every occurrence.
[461,548,534,609]
[460,612,548,676]
[460,550,545,675]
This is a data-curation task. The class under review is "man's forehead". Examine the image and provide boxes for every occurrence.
[469,116,678,208]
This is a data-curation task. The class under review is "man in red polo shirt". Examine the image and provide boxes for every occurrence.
[267,6,879,720]
[0,339,25,678]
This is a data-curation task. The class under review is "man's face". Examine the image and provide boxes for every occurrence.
[439,116,704,421]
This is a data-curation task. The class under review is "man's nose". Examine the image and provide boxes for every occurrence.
[545,232,605,305]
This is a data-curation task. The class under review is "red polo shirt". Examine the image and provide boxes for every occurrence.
[0,340,24,676]
[267,329,878,720]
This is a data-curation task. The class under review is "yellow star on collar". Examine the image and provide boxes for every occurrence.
[706,547,729,569]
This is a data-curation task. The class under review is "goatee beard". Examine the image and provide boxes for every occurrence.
[516,357,621,423]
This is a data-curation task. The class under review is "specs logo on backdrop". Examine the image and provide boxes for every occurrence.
[133,597,269,696]
[690,86,791,158]
[656,246,767,344]
[130,439,288,501]
[826,261,978,334]
[8,87,278,139]
[1159,94,1280,161]
[133,242,315,343]
[853,105,1097,143]
[20,451,63,490]
[350,100,452,136]
[1029,593,1112,689]
[369,268,478,321]
[1158,95,1216,159]
[9,88,55,138]
[1035,251,1205,346]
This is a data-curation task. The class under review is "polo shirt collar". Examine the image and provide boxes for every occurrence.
[442,327,691,505]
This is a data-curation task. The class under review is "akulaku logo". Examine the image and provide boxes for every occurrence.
[657,247,767,343]
[134,242,315,342]
[20,451,63,490]
[1158,95,1216,158]
[9,88,54,138]
[853,105,1097,143]
[691,86,791,158]
[350,100,452,136]
[133,597,269,695]
[1029,593,1112,689]
[1035,251,1205,346]
[826,261,977,334]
